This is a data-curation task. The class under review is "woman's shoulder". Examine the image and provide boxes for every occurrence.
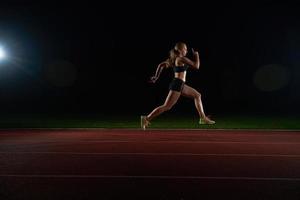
[175,56,188,66]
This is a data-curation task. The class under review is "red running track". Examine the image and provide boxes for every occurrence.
[1,129,300,200]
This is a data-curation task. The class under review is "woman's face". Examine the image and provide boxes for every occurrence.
[180,45,188,56]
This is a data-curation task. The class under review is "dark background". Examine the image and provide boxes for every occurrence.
[0,1,299,117]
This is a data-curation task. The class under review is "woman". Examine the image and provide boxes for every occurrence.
[141,42,215,130]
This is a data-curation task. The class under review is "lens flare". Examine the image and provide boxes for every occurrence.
[0,47,6,60]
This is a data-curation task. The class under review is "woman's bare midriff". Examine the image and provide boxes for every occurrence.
[174,71,186,82]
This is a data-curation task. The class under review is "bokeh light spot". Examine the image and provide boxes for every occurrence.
[44,60,77,87]
[253,64,290,92]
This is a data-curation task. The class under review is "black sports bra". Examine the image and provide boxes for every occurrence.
[173,65,189,73]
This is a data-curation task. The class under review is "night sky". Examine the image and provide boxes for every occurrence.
[0,1,299,116]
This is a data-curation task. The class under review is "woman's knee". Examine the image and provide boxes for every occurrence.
[195,92,201,99]
[162,103,174,111]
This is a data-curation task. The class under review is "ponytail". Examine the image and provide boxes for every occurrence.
[166,48,179,67]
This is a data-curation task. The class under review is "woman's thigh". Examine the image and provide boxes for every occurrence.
[163,90,181,107]
[181,84,200,99]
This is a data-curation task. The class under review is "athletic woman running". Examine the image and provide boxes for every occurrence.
[141,42,215,130]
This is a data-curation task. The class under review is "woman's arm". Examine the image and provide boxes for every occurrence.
[192,49,200,69]
[177,49,200,69]
[149,61,169,83]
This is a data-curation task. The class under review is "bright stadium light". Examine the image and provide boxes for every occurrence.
[0,46,6,60]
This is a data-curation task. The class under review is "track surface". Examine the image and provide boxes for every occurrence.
[1,129,300,199]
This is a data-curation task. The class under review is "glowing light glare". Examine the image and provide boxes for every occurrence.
[0,47,6,60]
[253,64,290,92]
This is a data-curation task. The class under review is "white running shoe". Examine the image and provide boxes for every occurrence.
[141,116,150,130]
[199,117,215,125]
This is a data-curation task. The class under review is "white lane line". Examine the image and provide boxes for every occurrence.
[0,128,299,132]
[0,174,300,181]
[1,152,300,158]
[75,140,300,145]
[2,140,300,145]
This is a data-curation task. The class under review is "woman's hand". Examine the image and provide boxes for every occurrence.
[192,48,199,56]
[149,76,158,83]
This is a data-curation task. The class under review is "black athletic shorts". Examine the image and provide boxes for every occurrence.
[169,78,185,92]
